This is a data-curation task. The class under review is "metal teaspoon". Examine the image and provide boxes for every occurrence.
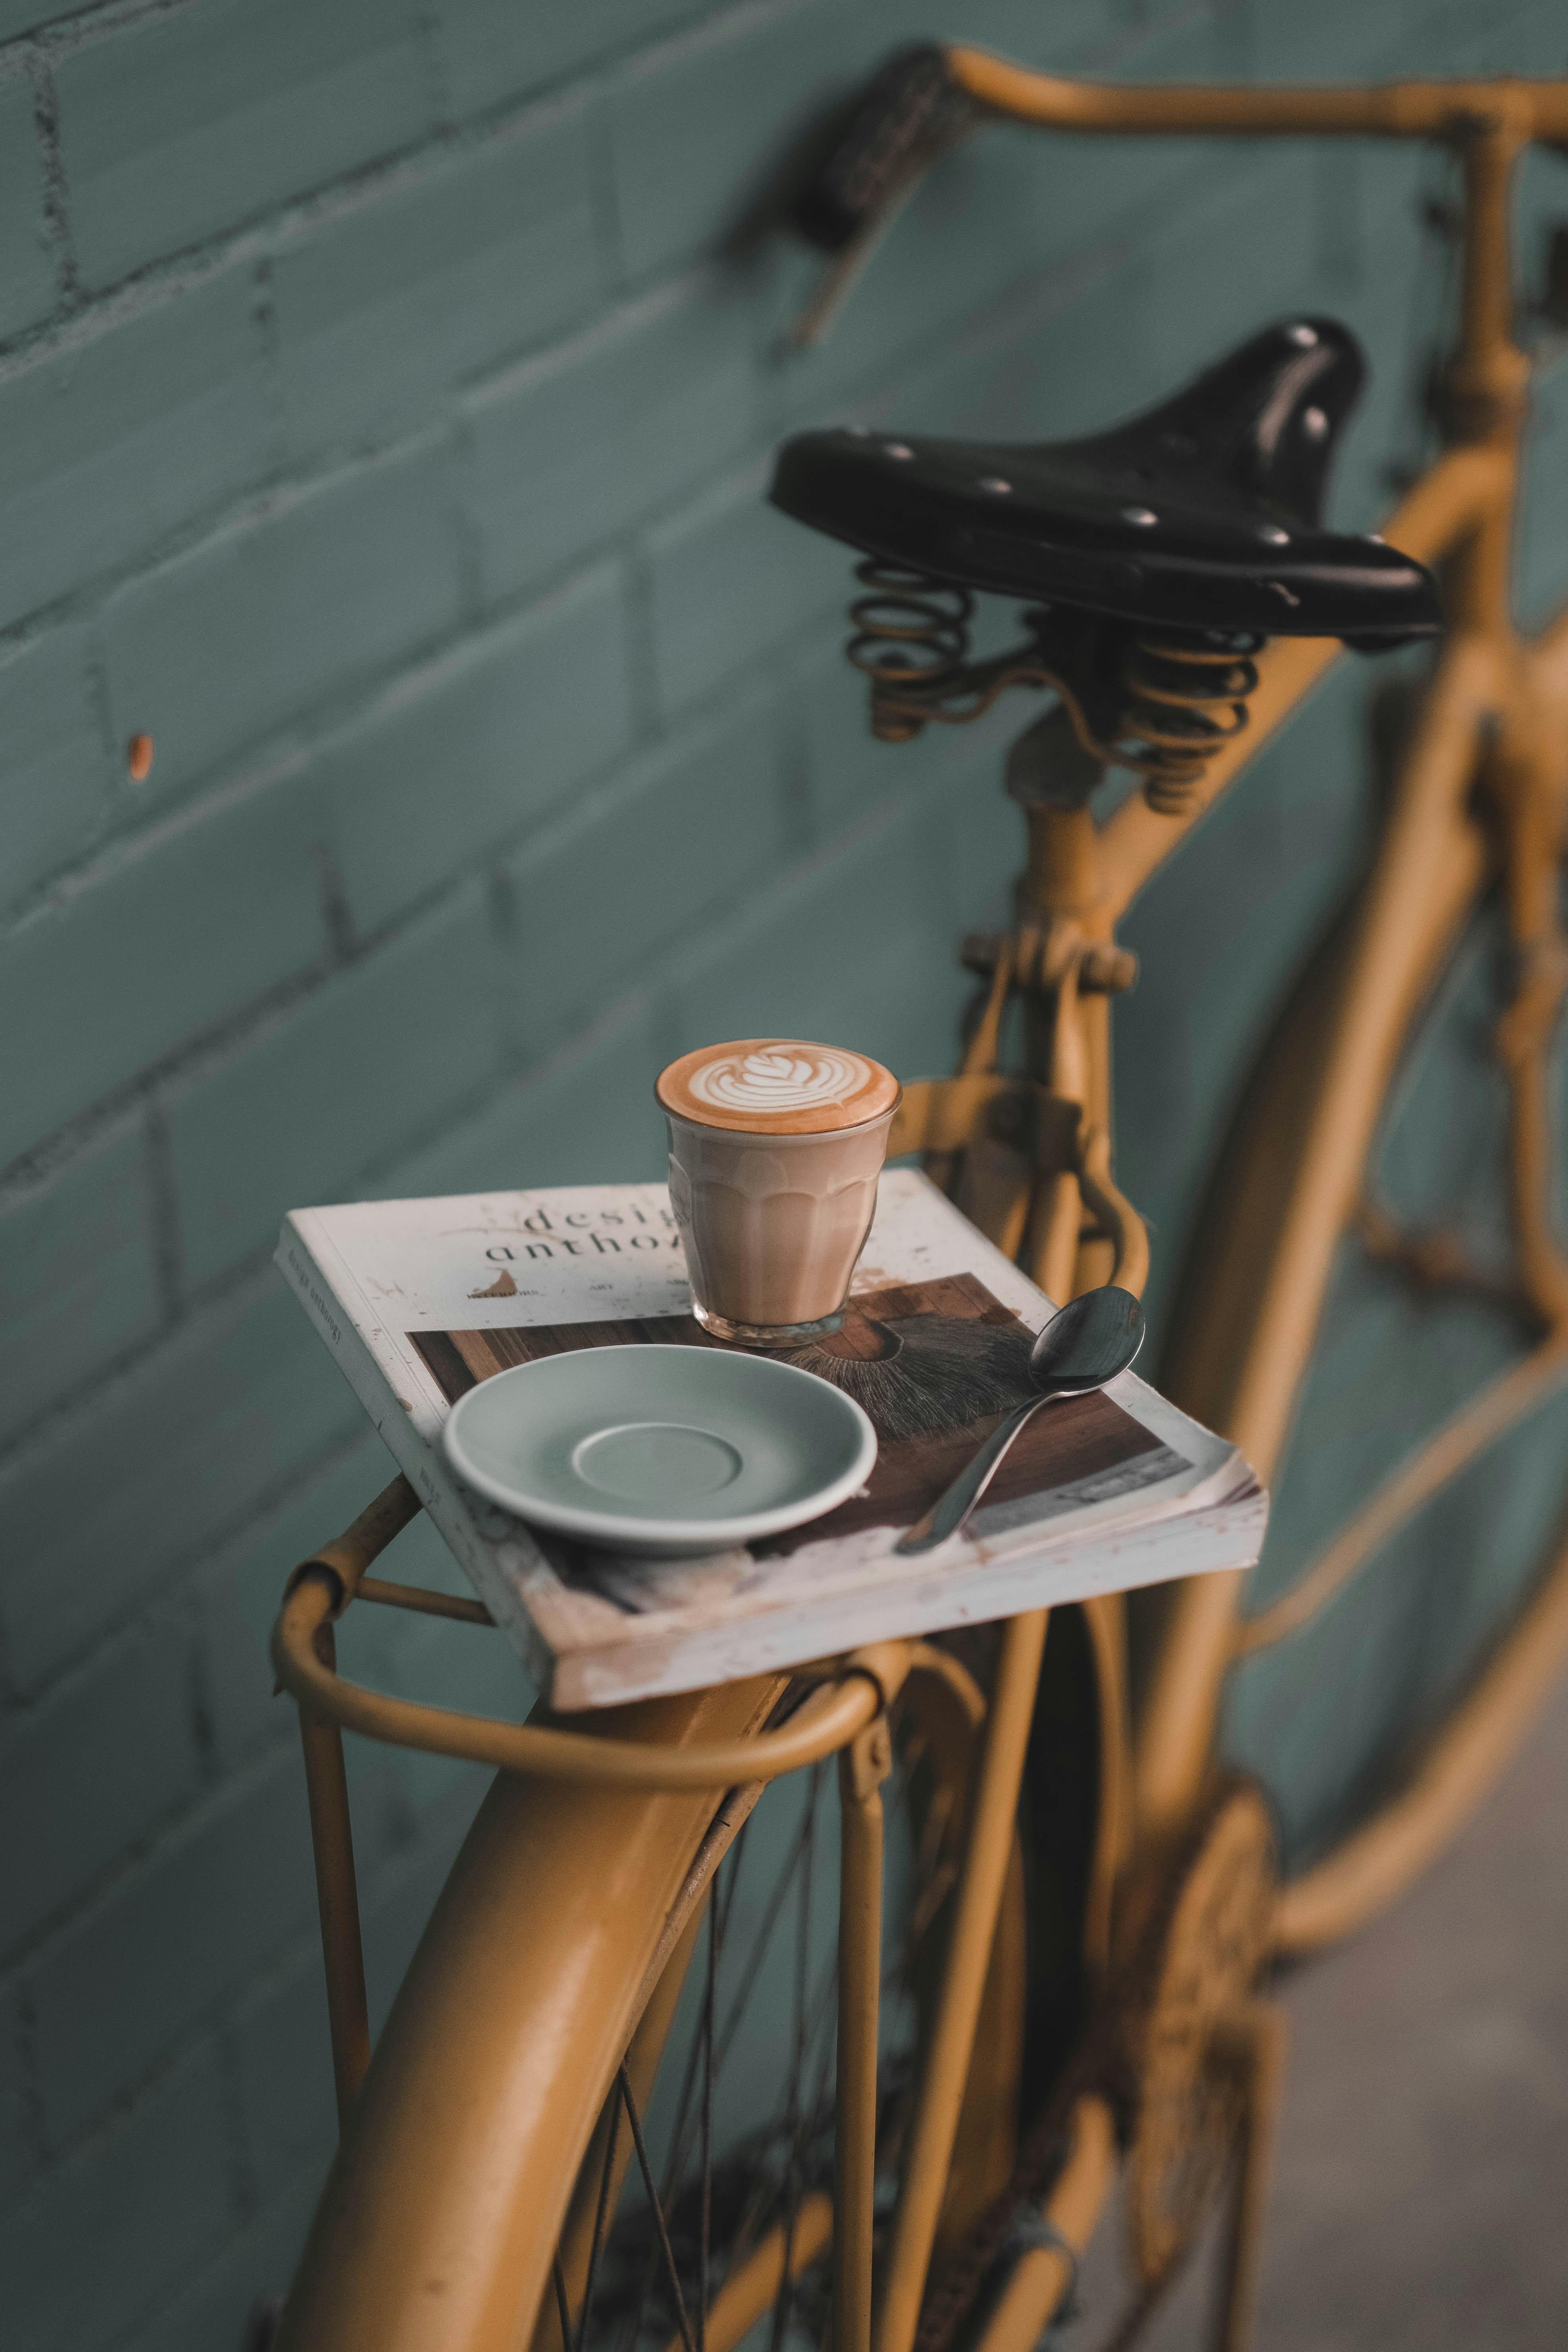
[894,1286,1145,1554]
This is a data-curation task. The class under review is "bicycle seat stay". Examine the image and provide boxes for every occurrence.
[771,318,1442,644]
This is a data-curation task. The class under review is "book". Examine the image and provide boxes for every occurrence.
[275,1171,1266,1710]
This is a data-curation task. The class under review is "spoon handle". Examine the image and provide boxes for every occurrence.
[894,1392,1056,1555]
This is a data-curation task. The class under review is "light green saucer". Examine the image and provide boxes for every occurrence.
[442,1344,878,1556]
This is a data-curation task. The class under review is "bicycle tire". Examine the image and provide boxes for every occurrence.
[273,1619,1111,2352]
[1152,711,1568,1903]
[274,1674,781,2352]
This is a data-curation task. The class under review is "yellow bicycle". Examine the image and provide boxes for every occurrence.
[267,46,1568,2352]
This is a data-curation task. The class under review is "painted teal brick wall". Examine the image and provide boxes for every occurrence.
[2,3,1566,2345]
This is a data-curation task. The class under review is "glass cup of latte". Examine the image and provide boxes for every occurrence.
[655,1039,901,1347]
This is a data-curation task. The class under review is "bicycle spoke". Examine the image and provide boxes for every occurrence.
[578,2071,625,2352]
[566,1692,964,2352]
[554,2255,576,2352]
[713,1791,821,2081]
[698,1879,723,2352]
[659,1807,802,2230]
[620,2062,697,2352]
[768,1763,823,2352]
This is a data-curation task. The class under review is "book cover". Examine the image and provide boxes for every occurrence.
[276,1171,1266,1708]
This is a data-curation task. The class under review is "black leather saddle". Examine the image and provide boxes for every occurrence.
[770,318,1441,645]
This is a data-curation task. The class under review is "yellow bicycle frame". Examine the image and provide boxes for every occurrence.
[270,56,1568,2352]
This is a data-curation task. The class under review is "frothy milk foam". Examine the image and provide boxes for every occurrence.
[656,1039,900,1340]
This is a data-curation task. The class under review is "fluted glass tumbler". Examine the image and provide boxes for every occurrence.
[656,1039,901,1347]
[663,1108,898,1346]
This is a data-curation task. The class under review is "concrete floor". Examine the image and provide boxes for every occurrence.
[1073,1675,1568,2352]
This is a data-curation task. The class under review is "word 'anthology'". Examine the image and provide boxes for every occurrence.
[478,1200,682,1265]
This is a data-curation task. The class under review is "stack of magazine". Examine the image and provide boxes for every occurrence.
[277,1171,1266,1710]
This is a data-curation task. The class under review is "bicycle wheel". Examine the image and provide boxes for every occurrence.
[1153,788,1568,1913]
[1231,902,1568,1862]
[273,1608,1110,2352]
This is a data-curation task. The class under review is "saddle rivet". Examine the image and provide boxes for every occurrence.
[885,442,914,460]
[1258,525,1290,545]
[1122,506,1158,526]
[1303,405,1329,440]
[980,476,1013,494]
[1288,322,1319,346]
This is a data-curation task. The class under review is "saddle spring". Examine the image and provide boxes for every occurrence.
[1113,632,1264,814]
[846,558,975,741]
[842,558,1264,810]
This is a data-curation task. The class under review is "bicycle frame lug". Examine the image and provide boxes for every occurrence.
[841,1638,916,1714]
[1079,943,1138,995]
[842,1713,894,1803]
[1006,707,1105,809]
[962,927,1137,1001]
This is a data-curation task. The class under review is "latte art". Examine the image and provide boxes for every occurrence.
[688,1048,869,1116]
[656,1035,900,1136]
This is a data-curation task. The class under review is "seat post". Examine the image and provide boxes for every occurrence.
[1008,710,1106,924]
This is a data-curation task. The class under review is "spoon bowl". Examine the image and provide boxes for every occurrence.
[1026,1283,1145,1392]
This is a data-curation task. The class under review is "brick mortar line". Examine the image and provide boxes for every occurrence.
[0,946,683,1495]
[158,969,671,1313]
[80,621,122,829]
[0,132,1437,922]
[0,599,674,1164]
[0,64,602,380]
[0,1284,368,1642]
[0,760,584,1208]
[100,2152,331,2352]
[0,2025,229,2224]
[0,0,1551,403]
[411,0,450,138]
[655,727,967,991]
[0,257,1541,1409]
[0,935,350,1187]
[0,1702,293,1883]
[12,1974,47,2183]
[0,560,1074,1318]
[250,250,289,484]
[0,0,843,384]
[3,357,813,928]
[95,1755,529,2314]
[0,0,1333,390]
[0,1702,221,1980]
[0,654,1029,1392]
[0,1257,199,1493]
[0,174,1194,935]
[0,0,161,66]
[0,195,814,673]
[0,558,835,1236]
[0,101,1358,701]
[23,48,79,309]
[0,1749,501,2189]
[15,957,670,1457]
[32,0,198,60]
[213,2014,259,2228]
[0,412,465,668]
[0,227,770,686]
[0,32,1542,1468]
[141,1109,184,1342]
[485,660,781,874]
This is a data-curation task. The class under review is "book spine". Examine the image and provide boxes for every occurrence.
[275,1222,556,1693]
